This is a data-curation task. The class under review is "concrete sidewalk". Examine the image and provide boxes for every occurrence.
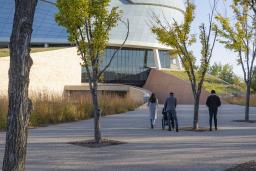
[1,105,256,171]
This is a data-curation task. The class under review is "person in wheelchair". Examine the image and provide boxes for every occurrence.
[161,108,174,130]
[163,92,179,132]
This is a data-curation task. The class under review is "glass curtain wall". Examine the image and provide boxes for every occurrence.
[82,47,172,86]
[159,50,171,68]
[0,0,67,44]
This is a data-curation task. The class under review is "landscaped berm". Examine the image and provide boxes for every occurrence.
[1,104,256,171]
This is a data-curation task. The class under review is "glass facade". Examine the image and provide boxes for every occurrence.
[0,0,68,44]
[82,47,172,86]
[159,50,171,68]
[0,0,177,86]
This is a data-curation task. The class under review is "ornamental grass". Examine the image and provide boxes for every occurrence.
[0,92,142,130]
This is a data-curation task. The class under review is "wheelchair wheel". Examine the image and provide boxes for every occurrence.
[162,119,165,130]
[167,118,172,130]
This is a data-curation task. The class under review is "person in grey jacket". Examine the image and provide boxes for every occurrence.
[164,92,178,132]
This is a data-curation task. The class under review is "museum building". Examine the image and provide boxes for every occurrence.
[0,0,185,86]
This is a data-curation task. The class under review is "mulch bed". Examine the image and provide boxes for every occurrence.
[233,120,256,123]
[180,127,210,132]
[68,139,127,148]
[225,161,256,171]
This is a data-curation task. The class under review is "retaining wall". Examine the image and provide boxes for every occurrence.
[143,69,210,104]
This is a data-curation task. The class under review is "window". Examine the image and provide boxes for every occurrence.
[81,47,155,86]
[159,50,171,68]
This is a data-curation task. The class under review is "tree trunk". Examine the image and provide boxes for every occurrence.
[245,83,251,121]
[2,1,37,171]
[193,94,200,130]
[91,80,102,143]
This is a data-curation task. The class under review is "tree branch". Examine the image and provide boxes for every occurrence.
[75,37,92,82]
[97,19,130,79]
[249,44,256,79]
[239,50,248,82]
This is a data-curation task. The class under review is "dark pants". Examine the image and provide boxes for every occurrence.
[167,110,178,131]
[209,109,218,130]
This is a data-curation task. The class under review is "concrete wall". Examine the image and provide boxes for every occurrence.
[127,86,151,103]
[0,47,81,95]
[143,69,210,104]
[64,84,151,104]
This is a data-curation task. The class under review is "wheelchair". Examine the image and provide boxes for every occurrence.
[162,109,174,130]
[161,109,169,130]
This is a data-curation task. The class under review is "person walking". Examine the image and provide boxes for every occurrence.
[148,93,158,129]
[206,90,221,131]
[164,92,178,132]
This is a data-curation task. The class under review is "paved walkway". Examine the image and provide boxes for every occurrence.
[1,105,256,171]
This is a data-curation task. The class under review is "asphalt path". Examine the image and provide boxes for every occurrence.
[1,104,256,171]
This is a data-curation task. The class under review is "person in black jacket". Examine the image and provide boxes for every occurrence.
[206,90,221,131]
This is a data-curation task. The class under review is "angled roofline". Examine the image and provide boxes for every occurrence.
[39,0,56,5]
[126,0,185,14]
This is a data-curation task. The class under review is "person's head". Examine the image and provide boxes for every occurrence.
[170,92,174,96]
[150,93,155,98]
[211,90,216,94]
[149,93,156,102]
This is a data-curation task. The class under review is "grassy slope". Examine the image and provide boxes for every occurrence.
[163,70,244,96]
[0,47,64,57]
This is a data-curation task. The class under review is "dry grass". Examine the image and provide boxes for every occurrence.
[223,95,256,107]
[0,47,65,57]
[0,96,8,130]
[0,92,142,130]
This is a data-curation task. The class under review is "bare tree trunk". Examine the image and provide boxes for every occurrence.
[2,1,37,171]
[91,80,102,143]
[193,94,200,130]
[245,83,251,121]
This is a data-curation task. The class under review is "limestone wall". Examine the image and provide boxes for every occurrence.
[0,47,81,95]
[64,84,151,104]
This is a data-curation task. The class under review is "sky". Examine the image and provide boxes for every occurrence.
[192,0,243,77]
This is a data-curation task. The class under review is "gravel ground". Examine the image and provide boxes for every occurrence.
[225,161,256,171]
[0,104,256,171]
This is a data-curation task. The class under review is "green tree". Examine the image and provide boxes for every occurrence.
[233,74,244,87]
[208,62,222,76]
[220,64,235,84]
[220,64,234,84]
[55,0,129,143]
[215,0,256,121]
[151,1,218,130]
[235,0,256,14]
[2,0,37,170]
[209,63,243,85]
